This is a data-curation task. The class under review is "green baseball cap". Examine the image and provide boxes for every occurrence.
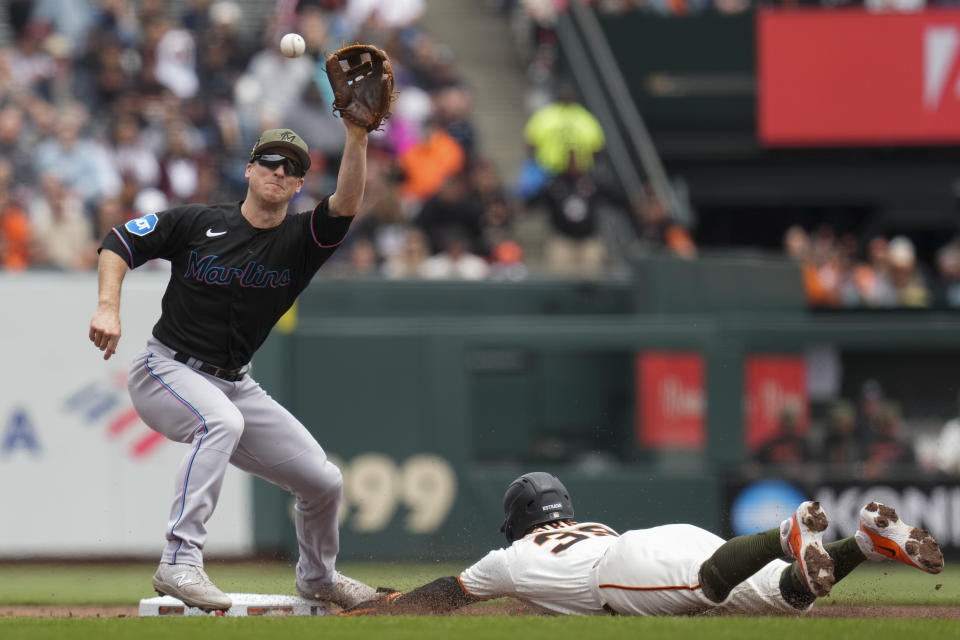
[249,128,311,172]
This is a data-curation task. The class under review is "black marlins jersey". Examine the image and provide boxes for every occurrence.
[99,198,352,369]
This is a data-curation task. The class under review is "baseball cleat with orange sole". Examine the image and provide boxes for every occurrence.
[780,500,835,598]
[855,502,944,574]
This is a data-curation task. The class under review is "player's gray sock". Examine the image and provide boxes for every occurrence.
[699,527,783,603]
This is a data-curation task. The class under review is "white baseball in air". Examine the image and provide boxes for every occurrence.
[280,33,305,58]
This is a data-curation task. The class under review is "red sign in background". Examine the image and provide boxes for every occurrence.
[758,8,960,146]
[635,351,705,450]
[635,351,807,452]
[744,355,808,452]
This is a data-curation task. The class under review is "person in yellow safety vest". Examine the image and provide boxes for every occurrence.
[524,84,605,176]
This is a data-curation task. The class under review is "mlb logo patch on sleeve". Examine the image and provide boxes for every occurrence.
[125,214,159,236]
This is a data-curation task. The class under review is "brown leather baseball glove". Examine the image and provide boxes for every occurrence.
[325,44,396,132]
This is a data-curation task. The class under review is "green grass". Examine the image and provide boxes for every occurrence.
[0,561,957,639]
[4,616,960,640]
[0,560,954,607]
[0,561,464,606]
[824,562,955,606]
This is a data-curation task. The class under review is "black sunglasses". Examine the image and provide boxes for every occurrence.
[253,153,305,177]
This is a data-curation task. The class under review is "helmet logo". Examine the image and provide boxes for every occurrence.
[541,503,562,511]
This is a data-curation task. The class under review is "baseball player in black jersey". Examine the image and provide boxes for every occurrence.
[342,472,944,617]
[88,124,376,612]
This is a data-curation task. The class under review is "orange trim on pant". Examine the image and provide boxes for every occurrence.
[457,574,482,599]
[599,582,701,592]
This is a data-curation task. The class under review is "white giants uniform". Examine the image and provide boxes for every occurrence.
[458,520,801,616]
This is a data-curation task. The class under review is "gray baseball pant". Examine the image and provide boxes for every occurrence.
[127,336,341,590]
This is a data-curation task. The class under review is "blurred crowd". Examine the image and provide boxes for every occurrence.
[783,225,960,309]
[3,0,958,294]
[0,0,691,280]
[0,0,519,278]
[751,378,960,478]
[506,0,960,308]
[505,0,960,18]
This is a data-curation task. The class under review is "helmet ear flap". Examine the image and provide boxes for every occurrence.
[499,480,528,543]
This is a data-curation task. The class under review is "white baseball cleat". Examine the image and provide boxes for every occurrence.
[152,562,232,612]
[855,501,944,574]
[779,500,835,597]
[296,572,377,609]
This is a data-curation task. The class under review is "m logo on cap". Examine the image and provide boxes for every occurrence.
[250,128,311,172]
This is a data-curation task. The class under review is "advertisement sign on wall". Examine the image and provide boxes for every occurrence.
[635,351,705,449]
[0,273,252,557]
[744,354,808,451]
[725,475,960,554]
[635,351,806,452]
[758,8,960,146]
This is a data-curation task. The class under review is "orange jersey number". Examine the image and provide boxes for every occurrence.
[533,524,618,554]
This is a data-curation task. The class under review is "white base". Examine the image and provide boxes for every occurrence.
[138,593,332,617]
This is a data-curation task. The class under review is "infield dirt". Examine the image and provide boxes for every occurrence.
[2,602,960,619]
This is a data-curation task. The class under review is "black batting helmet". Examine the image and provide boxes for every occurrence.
[499,472,575,543]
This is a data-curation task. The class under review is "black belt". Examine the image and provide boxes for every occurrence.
[173,352,246,381]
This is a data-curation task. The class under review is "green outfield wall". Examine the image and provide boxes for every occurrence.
[250,256,960,561]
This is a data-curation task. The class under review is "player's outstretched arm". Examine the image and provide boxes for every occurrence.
[328,121,368,218]
[89,249,129,361]
[341,576,479,616]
